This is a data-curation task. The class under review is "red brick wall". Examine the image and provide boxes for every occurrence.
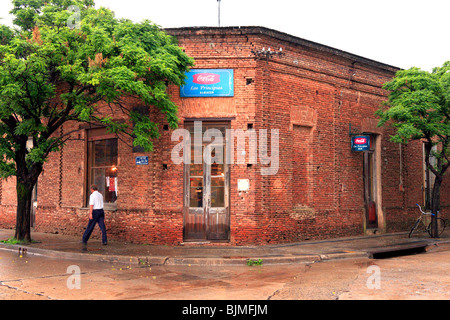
[0,27,448,245]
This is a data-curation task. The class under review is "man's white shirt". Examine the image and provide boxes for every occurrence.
[89,191,104,210]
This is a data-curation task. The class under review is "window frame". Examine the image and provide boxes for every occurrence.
[85,127,119,210]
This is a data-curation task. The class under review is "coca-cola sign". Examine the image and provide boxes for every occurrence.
[193,73,221,85]
[181,69,234,97]
[351,136,370,151]
[353,137,368,145]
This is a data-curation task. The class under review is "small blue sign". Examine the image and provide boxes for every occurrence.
[351,136,370,151]
[180,69,234,97]
[136,156,149,165]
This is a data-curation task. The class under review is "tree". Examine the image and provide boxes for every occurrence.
[0,0,194,242]
[376,62,450,238]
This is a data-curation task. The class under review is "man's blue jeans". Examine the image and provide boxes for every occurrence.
[82,209,107,244]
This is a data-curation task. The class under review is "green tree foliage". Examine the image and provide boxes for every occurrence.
[377,62,450,237]
[0,0,194,241]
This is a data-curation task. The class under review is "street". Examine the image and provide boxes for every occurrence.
[0,247,449,300]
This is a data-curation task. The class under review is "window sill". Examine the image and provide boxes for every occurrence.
[79,205,118,212]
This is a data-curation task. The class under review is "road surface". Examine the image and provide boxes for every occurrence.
[0,248,449,300]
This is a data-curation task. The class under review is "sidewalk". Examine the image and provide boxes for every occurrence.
[1,228,449,266]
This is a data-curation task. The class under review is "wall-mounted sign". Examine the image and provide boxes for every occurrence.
[238,179,250,192]
[351,136,370,151]
[136,156,149,165]
[180,69,234,97]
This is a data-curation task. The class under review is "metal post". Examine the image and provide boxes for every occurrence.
[218,0,221,27]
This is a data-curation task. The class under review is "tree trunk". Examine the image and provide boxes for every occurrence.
[430,175,442,238]
[14,180,33,242]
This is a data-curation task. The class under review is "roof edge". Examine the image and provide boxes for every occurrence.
[165,26,401,73]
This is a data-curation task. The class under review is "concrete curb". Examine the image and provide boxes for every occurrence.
[1,233,449,266]
[0,242,165,266]
[164,254,324,266]
[0,244,326,266]
[424,240,450,253]
[319,251,369,261]
[0,242,368,266]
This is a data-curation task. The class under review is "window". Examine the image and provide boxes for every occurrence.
[87,128,118,208]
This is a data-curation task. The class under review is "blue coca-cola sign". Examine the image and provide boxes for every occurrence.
[351,136,370,151]
[180,69,234,97]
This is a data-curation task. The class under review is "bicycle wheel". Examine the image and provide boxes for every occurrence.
[427,218,446,237]
[409,219,421,238]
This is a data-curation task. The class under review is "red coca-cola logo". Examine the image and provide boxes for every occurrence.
[354,138,368,145]
[193,73,221,84]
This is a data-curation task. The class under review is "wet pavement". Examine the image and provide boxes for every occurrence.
[2,240,450,300]
[1,228,449,266]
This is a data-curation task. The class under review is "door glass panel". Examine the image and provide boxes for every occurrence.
[189,141,203,208]
[210,147,225,207]
[190,178,203,207]
[211,162,224,176]
[191,141,203,165]
[190,138,203,170]
[211,185,225,207]
[211,176,224,187]
[190,164,203,177]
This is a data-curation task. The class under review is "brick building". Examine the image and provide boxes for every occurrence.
[0,26,448,245]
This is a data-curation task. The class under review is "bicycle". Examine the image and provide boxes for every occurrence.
[408,204,446,238]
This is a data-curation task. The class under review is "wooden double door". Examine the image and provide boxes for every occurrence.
[183,122,230,241]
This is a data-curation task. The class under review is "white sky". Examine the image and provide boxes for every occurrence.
[1,0,449,71]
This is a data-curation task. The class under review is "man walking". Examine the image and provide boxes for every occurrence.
[82,184,107,245]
